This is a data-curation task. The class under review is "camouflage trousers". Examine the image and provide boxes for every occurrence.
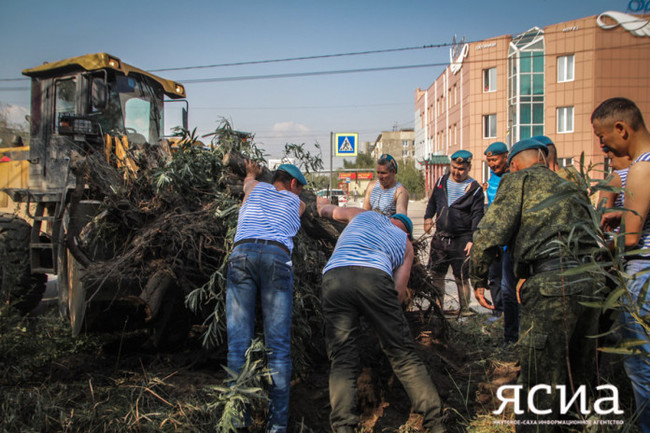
[516,271,600,432]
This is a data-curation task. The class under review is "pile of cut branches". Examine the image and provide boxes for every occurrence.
[68,119,446,367]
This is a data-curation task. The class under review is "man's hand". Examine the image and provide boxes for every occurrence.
[243,159,263,198]
[244,159,263,178]
[474,287,494,310]
[424,218,433,234]
[601,211,622,233]
[464,241,473,257]
[397,286,413,306]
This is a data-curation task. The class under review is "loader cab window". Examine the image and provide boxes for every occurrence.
[54,77,76,133]
[114,75,163,145]
[124,98,150,145]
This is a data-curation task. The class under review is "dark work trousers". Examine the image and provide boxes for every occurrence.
[501,251,520,343]
[322,266,446,433]
[487,257,504,315]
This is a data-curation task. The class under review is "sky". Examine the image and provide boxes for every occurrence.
[0,0,628,169]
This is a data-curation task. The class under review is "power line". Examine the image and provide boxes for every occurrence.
[181,63,448,84]
[192,102,412,110]
[1,38,649,89]
[149,43,451,72]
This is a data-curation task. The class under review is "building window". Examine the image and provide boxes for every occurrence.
[483,67,497,92]
[507,28,545,143]
[557,106,574,133]
[402,140,409,147]
[558,157,574,167]
[483,114,497,138]
[557,55,574,83]
[454,84,457,104]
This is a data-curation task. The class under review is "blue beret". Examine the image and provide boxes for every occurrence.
[508,138,549,165]
[451,150,473,163]
[391,213,413,239]
[531,135,554,146]
[378,153,398,173]
[276,163,307,185]
[484,142,508,156]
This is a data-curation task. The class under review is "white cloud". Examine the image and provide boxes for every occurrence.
[271,121,310,133]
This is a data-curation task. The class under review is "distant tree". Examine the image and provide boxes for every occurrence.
[396,158,425,200]
[343,152,374,169]
[0,103,29,148]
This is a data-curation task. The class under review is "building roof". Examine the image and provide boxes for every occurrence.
[421,155,451,165]
[23,52,186,99]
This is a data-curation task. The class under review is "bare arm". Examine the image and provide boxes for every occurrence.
[622,162,650,248]
[298,200,306,217]
[242,160,263,202]
[362,181,375,211]
[393,240,414,303]
[317,197,366,223]
[598,172,622,210]
[394,185,409,215]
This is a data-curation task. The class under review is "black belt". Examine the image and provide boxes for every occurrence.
[233,238,290,255]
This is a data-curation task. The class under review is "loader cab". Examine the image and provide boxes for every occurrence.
[22,53,186,191]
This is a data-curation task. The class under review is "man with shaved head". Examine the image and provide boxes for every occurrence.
[592,97,650,431]
[470,138,601,431]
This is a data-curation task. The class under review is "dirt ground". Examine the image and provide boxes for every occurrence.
[3,298,640,433]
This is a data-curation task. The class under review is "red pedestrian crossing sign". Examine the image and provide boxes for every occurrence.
[335,133,358,156]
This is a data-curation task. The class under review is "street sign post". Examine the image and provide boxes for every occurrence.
[329,132,359,191]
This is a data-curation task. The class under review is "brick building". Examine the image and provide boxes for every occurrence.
[414,11,650,194]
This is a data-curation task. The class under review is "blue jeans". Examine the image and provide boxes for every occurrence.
[226,242,294,433]
[622,259,650,432]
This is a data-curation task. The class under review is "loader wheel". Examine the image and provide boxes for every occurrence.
[0,213,46,314]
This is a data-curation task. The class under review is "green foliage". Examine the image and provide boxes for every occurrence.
[210,339,272,433]
[538,155,649,370]
[343,152,375,169]
[396,158,425,199]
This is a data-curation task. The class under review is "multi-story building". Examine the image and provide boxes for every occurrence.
[371,129,415,161]
[415,11,650,193]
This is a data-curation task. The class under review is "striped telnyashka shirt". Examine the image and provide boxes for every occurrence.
[632,152,650,251]
[446,177,473,206]
[322,211,406,277]
[369,182,402,216]
[614,168,629,208]
[234,182,301,253]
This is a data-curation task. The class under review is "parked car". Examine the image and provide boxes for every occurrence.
[316,189,348,207]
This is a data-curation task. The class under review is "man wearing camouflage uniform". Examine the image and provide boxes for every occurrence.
[470,138,601,431]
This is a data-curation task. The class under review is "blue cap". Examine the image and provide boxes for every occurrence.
[508,138,549,165]
[451,150,473,163]
[276,164,307,185]
[484,142,508,156]
[391,213,413,239]
[379,153,398,173]
[531,135,554,146]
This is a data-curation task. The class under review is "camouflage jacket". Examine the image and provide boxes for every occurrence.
[470,164,596,288]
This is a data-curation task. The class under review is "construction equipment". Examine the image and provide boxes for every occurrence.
[0,53,187,337]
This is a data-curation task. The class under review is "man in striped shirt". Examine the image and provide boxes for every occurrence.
[317,201,446,433]
[226,161,306,433]
[593,97,650,432]
[424,150,484,316]
[362,153,409,216]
